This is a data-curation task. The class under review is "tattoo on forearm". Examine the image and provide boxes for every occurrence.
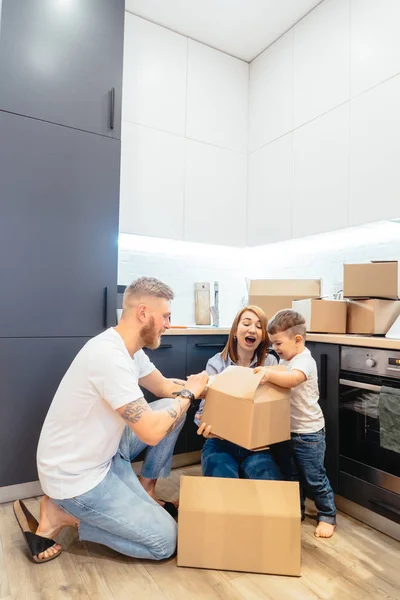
[120,398,149,424]
[165,398,185,435]
[167,406,178,419]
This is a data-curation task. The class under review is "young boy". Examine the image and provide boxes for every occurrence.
[255,309,336,538]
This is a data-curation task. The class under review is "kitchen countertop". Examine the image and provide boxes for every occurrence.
[165,327,230,335]
[306,333,400,350]
[164,328,400,349]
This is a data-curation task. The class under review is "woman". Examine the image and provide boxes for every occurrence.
[195,305,284,480]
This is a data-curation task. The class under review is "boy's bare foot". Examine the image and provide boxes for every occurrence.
[314,521,336,538]
[35,496,79,561]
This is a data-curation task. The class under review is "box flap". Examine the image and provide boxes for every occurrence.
[208,365,263,400]
[180,475,300,518]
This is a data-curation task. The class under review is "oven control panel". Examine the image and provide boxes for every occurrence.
[341,347,400,378]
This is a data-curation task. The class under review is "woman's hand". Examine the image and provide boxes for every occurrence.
[254,366,269,385]
[196,422,215,438]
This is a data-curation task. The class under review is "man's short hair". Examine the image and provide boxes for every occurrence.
[267,309,306,338]
[123,277,174,311]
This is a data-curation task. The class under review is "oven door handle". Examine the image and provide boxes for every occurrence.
[339,379,382,393]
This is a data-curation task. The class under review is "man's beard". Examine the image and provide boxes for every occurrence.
[141,316,161,350]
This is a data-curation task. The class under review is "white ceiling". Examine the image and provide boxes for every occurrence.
[125,0,323,62]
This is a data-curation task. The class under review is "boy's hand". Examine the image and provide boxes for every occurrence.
[254,366,269,385]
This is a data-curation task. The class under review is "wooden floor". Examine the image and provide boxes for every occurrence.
[1,464,400,600]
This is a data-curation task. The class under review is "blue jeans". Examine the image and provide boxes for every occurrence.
[291,429,336,525]
[52,398,184,560]
[201,438,282,480]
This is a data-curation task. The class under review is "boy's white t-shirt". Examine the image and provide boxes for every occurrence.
[37,328,155,500]
[280,347,325,434]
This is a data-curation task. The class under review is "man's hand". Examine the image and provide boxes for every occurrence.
[254,366,269,385]
[196,422,215,439]
[185,371,209,399]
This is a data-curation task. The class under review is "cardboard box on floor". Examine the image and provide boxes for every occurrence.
[292,298,347,333]
[247,278,321,318]
[343,261,400,299]
[177,476,301,576]
[347,299,400,335]
[202,365,290,450]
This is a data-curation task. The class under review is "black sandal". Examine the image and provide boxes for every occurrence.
[161,501,178,520]
[13,499,62,563]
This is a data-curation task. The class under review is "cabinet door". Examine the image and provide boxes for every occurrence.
[143,337,187,454]
[0,337,88,487]
[306,342,340,490]
[186,335,228,453]
[0,111,119,338]
[0,0,123,138]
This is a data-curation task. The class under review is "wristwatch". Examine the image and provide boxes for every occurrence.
[177,388,196,406]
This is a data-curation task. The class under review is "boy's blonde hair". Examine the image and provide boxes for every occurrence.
[267,309,306,338]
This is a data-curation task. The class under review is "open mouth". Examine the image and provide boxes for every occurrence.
[245,336,257,345]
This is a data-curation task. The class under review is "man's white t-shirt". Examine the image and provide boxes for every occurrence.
[37,328,155,500]
[280,347,325,434]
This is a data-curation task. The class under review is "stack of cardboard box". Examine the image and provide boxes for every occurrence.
[177,366,302,576]
[344,261,400,335]
[247,278,321,318]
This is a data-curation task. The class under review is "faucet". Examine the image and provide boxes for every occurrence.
[210,281,219,327]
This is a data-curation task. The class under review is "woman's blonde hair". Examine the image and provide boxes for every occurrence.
[221,305,270,366]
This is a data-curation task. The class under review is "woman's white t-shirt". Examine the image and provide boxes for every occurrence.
[37,328,155,499]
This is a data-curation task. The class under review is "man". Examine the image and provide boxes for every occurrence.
[14,277,208,563]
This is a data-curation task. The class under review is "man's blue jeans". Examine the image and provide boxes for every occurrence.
[201,437,282,480]
[52,398,184,560]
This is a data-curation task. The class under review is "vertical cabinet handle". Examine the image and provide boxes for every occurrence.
[104,286,110,329]
[320,353,328,402]
[109,87,115,130]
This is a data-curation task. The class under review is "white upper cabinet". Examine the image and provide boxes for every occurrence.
[249,30,294,153]
[293,0,350,128]
[350,74,400,226]
[292,104,349,238]
[351,0,400,97]
[186,40,248,153]
[123,14,187,135]
[119,122,185,239]
[184,140,247,246]
[247,134,293,245]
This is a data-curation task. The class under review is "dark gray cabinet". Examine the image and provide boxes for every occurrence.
[140,334,228,455]
[0,337,88,487]
[306,341,340,491]
[142,338,187,454]
[0,111,120,338]
[185,335,228,452]
[0,0,123,138]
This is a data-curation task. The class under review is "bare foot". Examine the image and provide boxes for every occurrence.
[314,521,336,538]
[138,476,157,499]
[138,477,179,510]
[35,496,79,561]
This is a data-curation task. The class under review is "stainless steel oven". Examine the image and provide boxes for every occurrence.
[339,347,400,527]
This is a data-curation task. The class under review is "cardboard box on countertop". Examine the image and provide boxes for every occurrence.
[343,261,400,299]
[202,365,290,450]
[292,298,347,334]
[247,279,321,318]
[177,475,301,576]
[347,299,400,335]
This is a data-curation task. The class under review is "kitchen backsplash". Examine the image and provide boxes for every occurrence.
[118,221,400,326]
